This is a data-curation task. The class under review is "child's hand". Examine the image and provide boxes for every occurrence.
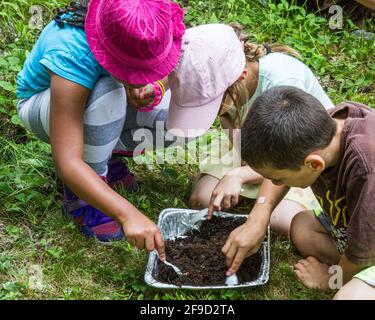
[207,174,244,218]
[123,213,165,260]
[126,84,155,109]
[222,219,266,276]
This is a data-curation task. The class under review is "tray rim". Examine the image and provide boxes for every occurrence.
[144,208,270,290]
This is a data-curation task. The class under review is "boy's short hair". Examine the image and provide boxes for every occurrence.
[241,86,337,170]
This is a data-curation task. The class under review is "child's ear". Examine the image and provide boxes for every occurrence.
[238,68,248,82]
[304,154,325,172]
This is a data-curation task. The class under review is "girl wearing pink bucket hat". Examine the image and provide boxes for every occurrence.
[16,0,185,257]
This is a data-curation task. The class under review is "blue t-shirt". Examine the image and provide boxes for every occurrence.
[16,20,108,99]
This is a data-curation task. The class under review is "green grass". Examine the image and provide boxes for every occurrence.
[0,0,374,300]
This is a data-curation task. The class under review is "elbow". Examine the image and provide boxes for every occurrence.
[52,153,81,182]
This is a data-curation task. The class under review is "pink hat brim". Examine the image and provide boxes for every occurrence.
[85,0,183,84]
[166,93,225,138]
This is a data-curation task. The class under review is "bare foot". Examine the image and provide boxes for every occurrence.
[294,256,330,290]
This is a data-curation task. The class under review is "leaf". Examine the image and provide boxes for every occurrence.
[10,65,21,72]
[0,81,15,92]
[5,225,22,237]
[0,182,12,193]
[0,57,8,67]
[3,204,23,213]
[2,282,19,293]
[11,114,22,125]
[0,259,12,272]
[209,12,218,23]
[40,239,48,247]
[131,282,147,292]
[47,247,63,259]
[7,56,20,66]
[15,193,27,202]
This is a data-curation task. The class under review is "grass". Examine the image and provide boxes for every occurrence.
[0,0,374,300]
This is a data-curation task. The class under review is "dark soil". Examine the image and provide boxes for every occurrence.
[155,216,263,287]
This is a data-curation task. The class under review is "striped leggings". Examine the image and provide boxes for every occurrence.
[17,76,172,176]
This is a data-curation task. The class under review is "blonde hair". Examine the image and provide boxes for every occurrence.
[220,22,301,127]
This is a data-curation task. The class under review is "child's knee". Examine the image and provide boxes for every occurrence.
[333,287,351,300]
[86,76,127,121]
[189,193,210,209]
[290,210,314,246]
[188,174,218,209]
[84,77,126,139]
[270,200,305,237]
[333,278,375,300]
[82,77,127,174]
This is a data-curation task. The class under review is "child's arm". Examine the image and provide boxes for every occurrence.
[126,76,169,109]
[208,166,263,217]
[223,179,290,275]
[49,73,165,258]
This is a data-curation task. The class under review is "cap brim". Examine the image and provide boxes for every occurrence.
[166,93,224,138]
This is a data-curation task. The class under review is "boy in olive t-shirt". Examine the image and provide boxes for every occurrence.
[218,86,375,299]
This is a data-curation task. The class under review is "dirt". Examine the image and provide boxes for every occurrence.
[155,216,263,287]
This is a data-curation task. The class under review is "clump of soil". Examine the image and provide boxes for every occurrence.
[155,216,263,286]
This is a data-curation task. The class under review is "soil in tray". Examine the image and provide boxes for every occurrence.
[155,216,263,286]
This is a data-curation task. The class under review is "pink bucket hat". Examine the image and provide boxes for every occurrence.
[85,0,185,84]
[167,24,246,138]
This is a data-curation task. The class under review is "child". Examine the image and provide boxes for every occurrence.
[188,23,334,236]
[16,1,245,251]
[16,0,185,257]
[220,86,375,299]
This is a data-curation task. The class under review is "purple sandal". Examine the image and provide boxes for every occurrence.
[62,157,138,242]
[63,185,124,243]
[107,157,139,193]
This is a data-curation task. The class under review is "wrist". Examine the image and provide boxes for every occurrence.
[247,203,273,227]
[161,76,169,91]
[138,81,165,112]
[229,166,263,185]
[225,167,247,184]
[244,215,268,241]
[115,201,142,227]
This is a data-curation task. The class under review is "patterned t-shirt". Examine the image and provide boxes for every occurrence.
[311,101,375,266]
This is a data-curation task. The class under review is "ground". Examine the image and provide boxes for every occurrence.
[0,0,374,300]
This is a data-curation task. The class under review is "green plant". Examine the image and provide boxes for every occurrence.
[0,0,373,300]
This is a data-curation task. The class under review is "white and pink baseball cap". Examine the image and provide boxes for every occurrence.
[166,24,246,138]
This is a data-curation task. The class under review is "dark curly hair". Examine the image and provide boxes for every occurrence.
[54,1,89,29]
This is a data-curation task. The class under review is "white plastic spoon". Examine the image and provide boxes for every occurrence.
[225,273,239,286]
